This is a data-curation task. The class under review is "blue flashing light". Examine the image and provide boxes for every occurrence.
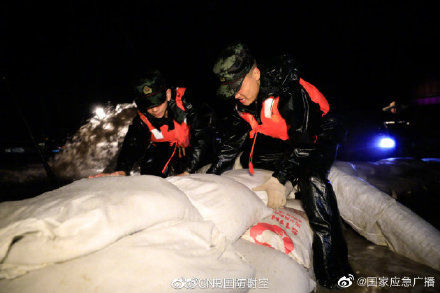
[377,137,396,149]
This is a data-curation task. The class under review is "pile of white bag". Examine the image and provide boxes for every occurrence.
[5,160,438,292]
[0,173,316,293]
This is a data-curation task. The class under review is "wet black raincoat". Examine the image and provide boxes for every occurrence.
[116,88,212,177]
[208,55,352,288]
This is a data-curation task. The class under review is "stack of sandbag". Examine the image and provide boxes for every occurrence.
[1,173,317,292]
[168,173,316,292]
[0,176,202,279]
[329,161,440,271]
[0,176,259,292]
[1,221,255,293]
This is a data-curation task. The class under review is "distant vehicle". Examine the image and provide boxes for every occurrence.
[338,99,440,161]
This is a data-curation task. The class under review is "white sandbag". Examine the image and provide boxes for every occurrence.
[377,202,440,271]
[328,163,392,245]
[331,161,357,176]
[167,174,272,242]
[329,162,440,271]
[233,239,315,293]
[222,168,273,189]
[0,176,201,279]
[0,221,254,293]
[222,169,272,204]
[241,207,313,269]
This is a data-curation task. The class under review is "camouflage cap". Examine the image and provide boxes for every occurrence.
[213,43,255,99]
[134,69,168,110]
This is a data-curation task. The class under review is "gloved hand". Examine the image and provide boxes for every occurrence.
[252,176,287,209]
[176,171,190,176]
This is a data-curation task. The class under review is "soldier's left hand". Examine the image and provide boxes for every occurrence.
[253,176,287,209]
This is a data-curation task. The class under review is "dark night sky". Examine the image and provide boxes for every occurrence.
[1,0,439,142]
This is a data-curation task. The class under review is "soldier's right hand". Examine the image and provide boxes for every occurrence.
[88,171,126,178]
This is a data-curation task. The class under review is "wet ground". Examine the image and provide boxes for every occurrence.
[317,224,440,292]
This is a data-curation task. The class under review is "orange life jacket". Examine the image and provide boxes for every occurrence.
[299,78,329,116]
[138,87,190,174]
[239,96,290,141]
[238,79,329,174]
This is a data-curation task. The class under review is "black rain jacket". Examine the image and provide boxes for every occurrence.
[207,55,344,183]
[116,88,213,177]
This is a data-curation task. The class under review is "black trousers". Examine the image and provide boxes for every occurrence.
[242,141,352,287]
[298,170,352,287]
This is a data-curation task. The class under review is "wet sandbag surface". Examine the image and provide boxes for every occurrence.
[1,221,254,293]
[0,176,201,279]
[167,174,272,242]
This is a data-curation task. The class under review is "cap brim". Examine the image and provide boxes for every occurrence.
[135,92,167,110]
[216,76,245,99]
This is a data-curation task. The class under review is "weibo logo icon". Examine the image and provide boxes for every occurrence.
[337,274,355,288]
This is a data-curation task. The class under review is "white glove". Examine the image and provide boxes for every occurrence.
[252,176,287,209]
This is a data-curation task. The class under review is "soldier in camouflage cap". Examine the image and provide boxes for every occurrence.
[213,43,256,99]
[90,69,213,178]
[209,43,353,289]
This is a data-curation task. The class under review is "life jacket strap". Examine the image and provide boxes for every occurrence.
[161,143,187,174]
[248,132,259,175]
[162,143,177,174]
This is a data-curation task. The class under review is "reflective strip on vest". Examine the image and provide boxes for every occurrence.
[264,97,274,118]
[150,128,164,140]
[138,111,190,147]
